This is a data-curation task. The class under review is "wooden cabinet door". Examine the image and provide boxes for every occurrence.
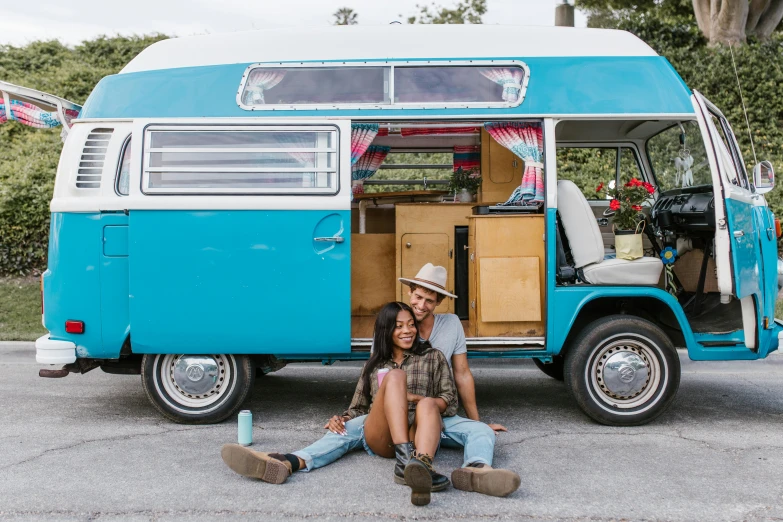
[480,129,524,204]
[400,233,451,313]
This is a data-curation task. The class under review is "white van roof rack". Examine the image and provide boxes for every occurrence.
[0,80,81,140]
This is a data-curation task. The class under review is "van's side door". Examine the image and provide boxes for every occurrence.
[126,120,351,355]
[692,92,762,346]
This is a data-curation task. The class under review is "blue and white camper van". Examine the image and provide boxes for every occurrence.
[17,25,782,425]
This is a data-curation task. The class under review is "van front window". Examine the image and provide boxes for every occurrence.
[646,121,710,192]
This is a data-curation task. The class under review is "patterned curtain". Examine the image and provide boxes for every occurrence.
[0,98,79,128]
[242,69,286,105]
[351,123,380,165]
[453,145,480,173]
[351,145,390,194]
[479,68,525,104]
[484,122,544,204]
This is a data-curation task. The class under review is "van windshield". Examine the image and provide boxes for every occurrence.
[647,121,711,193]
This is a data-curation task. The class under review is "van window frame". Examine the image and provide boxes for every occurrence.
[555,142,646,201]
[115,133,132,196]
[236,60,530,111]
[140,123,341,196]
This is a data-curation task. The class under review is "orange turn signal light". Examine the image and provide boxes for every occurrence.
[776,218,782,239]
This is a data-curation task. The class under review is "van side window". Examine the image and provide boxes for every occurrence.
[556,147,642,200]
[707,112,750,190]
[141,126,338,195]
[116,136,131,196]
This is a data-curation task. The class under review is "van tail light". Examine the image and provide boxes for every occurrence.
[65,320,85,334]
[775,218,781,239]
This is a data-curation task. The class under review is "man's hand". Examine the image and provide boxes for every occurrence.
[487,423,507,433]
[324,415,348,435]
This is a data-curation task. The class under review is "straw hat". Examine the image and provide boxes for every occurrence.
[399,263,457,299]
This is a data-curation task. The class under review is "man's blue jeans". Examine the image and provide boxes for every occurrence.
[292,415,495,472]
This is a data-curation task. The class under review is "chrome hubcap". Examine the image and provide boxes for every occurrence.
[159,354,232,408]
[589,339,662,409]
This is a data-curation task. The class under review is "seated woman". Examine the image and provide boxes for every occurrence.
[221,301,457,506]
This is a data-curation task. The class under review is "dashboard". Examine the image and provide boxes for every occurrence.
[651,192,715,233]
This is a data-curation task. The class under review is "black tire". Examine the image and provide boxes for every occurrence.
[532,356,565,381]
[563,315,680,426]
[141,353,254,424]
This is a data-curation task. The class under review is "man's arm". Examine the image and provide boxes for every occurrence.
[452,353,480,421]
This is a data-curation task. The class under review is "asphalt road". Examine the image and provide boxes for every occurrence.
[1,342,782,522]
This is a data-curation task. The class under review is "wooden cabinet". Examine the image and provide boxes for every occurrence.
[479,128,524,204]
[395,203,473,314]
[468,215,545,337]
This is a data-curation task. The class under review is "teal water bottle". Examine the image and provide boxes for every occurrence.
[238,410,253,446]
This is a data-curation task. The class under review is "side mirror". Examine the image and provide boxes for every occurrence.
[753,160,775,194]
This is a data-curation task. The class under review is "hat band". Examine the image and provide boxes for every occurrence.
[410,278,447,291]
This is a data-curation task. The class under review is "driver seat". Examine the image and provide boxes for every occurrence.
[557,180,663,285]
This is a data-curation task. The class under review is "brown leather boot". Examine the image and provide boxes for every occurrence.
[403,452,450,506]
[221,443,291,484]
[451,464,521,497]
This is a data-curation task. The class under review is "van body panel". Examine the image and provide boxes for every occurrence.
[126,210,350,354]
[724,197,761,299]
[80,57,694,120]
[42,213,104,356]
[100,217,130,357]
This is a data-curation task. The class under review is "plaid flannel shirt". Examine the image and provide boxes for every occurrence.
[342,347,458,422]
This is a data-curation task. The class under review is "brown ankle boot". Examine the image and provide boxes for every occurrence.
[403,452,450,506]
[221,443,291,484]
[451,465,520,497]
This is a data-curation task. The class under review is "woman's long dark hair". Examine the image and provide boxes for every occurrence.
[361,301,430,400]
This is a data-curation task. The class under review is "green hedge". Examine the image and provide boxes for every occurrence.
[1,32,782,274]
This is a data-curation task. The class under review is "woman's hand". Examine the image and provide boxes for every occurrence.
[407,393,424,403]
[324,415,348,436]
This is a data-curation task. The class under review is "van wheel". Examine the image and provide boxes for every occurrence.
[563,315,680,426]
[532,357,564,381]
[141,354,254,424]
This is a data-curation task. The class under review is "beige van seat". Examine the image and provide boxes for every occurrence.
[557,180,663,285]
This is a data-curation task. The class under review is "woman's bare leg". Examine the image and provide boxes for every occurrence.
[364,369,410,458]
[412,398,442,457]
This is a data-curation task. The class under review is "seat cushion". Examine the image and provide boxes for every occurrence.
[557,180,604,268]
[581,256,663,285]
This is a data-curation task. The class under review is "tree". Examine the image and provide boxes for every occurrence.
[576,0,783,45]
[405,0,487,24]
[333,7,358,25]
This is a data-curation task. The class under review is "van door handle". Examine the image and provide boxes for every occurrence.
[733,231,744,238]
[314,236,345,243]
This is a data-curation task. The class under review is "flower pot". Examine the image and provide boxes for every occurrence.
[614,228,644,260]
[457,189,475,202]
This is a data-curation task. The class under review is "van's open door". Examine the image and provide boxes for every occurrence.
[0,80,81,139]
[692,91,762,348]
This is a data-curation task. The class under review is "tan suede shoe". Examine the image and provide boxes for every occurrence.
[221,443,291,484]
[451,466,520,497]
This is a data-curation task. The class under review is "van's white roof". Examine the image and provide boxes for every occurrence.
[121,25,658,74]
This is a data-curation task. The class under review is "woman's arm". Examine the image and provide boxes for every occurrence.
[341,369,371,420]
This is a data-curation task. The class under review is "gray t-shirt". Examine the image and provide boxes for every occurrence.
[420,314,467,368]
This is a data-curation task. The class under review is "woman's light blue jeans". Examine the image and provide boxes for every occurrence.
[292,414,495,472]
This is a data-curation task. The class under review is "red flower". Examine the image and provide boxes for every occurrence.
[632,205,642,211]
[625,178,642,188]
[642,182,655,194]
[596,182,604,192]
[610,199,621,211]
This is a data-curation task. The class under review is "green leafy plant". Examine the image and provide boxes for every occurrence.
[597,178,656,231]
[448,167,482,194]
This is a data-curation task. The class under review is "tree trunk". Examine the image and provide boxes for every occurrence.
[711,0,750,45]
[747,0,783,40]
[693,0,713,40]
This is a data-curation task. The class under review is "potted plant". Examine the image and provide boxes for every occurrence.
[448,167,482,202]
[597,178,655,260]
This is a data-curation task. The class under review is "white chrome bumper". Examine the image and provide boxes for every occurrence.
[35,334,76,364]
